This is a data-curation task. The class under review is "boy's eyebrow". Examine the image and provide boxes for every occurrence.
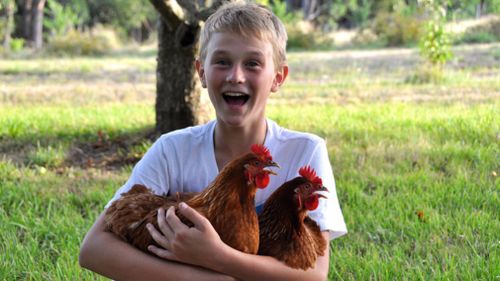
[211,49,266,58]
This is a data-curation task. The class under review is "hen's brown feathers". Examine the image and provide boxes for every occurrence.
[103,185,193,251]
[258,176,327,270]
[104,148,276,254]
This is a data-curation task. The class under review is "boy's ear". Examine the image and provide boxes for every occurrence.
[271,65,288,93]
[195,59,207,88]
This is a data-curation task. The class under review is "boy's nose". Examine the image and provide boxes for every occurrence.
[226,65,245,84]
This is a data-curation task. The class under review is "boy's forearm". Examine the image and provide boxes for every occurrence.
[79,212,235,281]
[211,232,330,281]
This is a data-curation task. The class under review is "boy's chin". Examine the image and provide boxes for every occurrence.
[217,116,247,127]
[216,114,254,127]
[217,113,265,129]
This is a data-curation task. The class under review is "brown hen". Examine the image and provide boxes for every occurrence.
[258,166,328,270]
[104,144,278,254]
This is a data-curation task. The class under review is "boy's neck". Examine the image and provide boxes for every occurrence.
[213,118,267,170]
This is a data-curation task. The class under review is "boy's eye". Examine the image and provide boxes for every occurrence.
[246,60,260,68]
[214,59,230,66]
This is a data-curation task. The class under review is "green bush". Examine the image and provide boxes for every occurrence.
[352,28,380,47]
[372,11,423,46]
[46,25,120,56]
[285,21,334,50]
[10,38,24,52]
[419,19,452,67]
[454,17,500,45]
[456,31,497,44]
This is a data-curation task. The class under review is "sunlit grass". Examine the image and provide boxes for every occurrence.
[0,104,154,142]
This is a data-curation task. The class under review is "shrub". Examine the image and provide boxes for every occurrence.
[419,19,452,67]
[372,11,423,46]
[454,17,500,44]
[285,21,334,50]
[10,38,24,52]
[352,28,379,47]
[46,25,121,56]
[456,31,497,44]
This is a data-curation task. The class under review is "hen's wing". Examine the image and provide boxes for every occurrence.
[125,191,197,252]
[104,185,165,246]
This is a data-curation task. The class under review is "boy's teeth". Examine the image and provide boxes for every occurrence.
[224,92,246,97]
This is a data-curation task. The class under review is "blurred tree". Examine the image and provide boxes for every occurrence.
[285,0,301,12]
[87,0,156,39]
[30,0,46,49]
[43,0,78,36]
[331,0,373,28]
[418,0,452,81]
[302,0,320,20]
[447,0,500,18]
[149,0,224,133]
[20,0,32,40]
[1,0,15,52]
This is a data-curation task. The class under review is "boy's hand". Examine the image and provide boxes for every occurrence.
[147,203,229,270]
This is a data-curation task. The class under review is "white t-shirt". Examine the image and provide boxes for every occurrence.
[106,119,347,240]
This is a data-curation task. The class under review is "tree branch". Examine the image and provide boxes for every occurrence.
[149,0,186,29]
[176,0,198,14]
[195,0,226,21]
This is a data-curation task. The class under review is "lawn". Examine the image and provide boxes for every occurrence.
[1,43,499,280]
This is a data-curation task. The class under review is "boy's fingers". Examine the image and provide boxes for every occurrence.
[146,223,170,250]
[148,245,178,262]
[157,208,174,239]
[177,202,209,231]
[165,205,189,231]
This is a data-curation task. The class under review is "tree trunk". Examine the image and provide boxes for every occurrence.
[155,18,204,133]
[31,0,46,50]
[302,0,320,21]
[3,0,15,52]
[150,0,223,134]
[476,0,486,18]
[286,0,300,13]
[22,0,33,42]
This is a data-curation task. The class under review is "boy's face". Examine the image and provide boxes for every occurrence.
[196,32,287,128]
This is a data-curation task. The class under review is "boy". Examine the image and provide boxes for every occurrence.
[79,1,346,280]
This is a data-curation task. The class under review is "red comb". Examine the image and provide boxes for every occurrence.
[299,166,322,186]
[251,144,272,161]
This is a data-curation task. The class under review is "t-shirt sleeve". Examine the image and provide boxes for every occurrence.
[104,136,171,209]
[307,139,348,240]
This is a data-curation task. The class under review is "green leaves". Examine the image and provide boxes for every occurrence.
[419,19,452,66]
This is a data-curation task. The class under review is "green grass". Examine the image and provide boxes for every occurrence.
[1,44,499,280]
[268,104,499,280]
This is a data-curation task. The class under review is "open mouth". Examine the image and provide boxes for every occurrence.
[223,92,250,106]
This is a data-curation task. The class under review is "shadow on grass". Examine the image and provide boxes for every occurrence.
[0,126,159,171]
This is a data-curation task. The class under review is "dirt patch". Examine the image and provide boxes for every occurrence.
[0,128,159,171]
[66,129,158,170]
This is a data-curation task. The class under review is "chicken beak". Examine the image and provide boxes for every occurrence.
[266,169,278,176]
[268,161,280,169]
[314,186,329,199]
[264,161,279,175]
[314,193,328,199]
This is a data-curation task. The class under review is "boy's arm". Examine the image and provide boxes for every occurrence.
[78,211,236,281]
[148,204,330,281]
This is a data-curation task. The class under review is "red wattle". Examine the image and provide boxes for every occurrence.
[255,173,270,189]
[305,197,319,210]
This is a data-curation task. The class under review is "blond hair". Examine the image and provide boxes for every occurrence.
[199,1,288,69]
